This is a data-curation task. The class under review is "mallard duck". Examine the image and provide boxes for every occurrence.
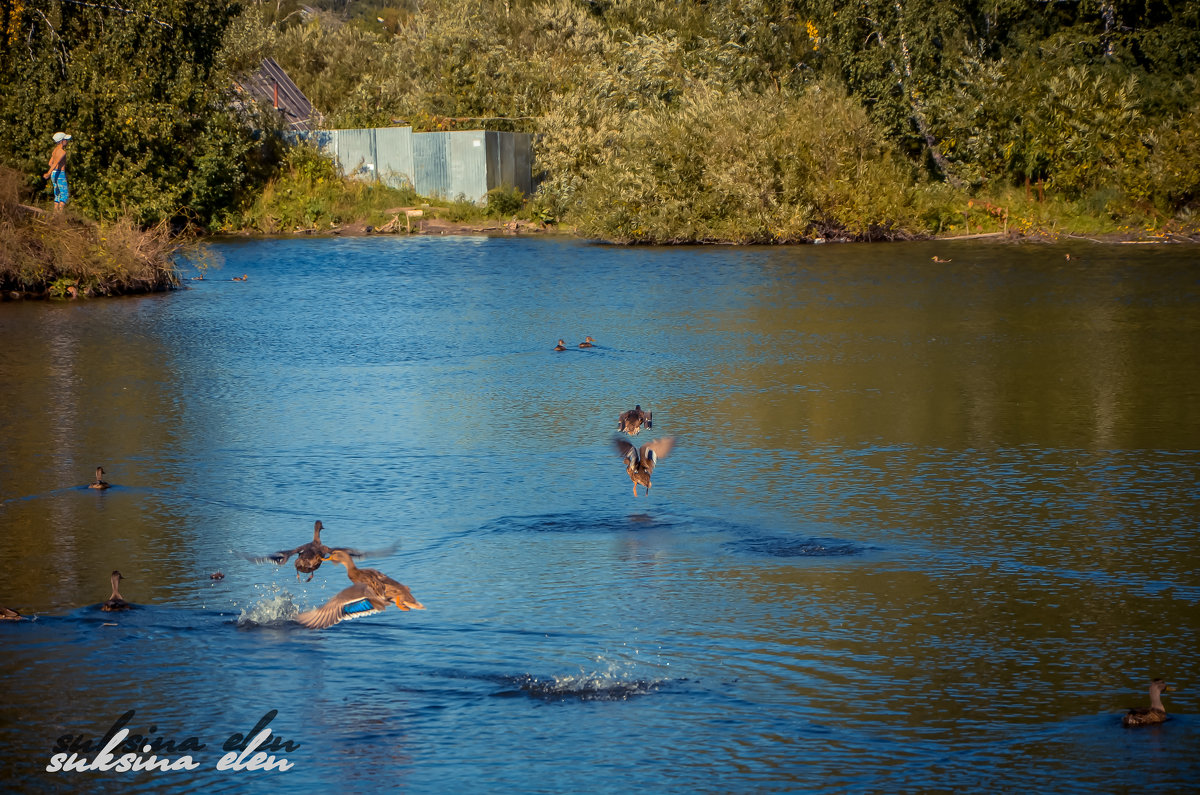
[1123,679,1175,727]
[89,466,110,490]
[613,436,675,497]
[553,339,567,351]
[245,520,397,582]
[617,405,653,436]
[579,336,596,348]
[247,520,349,582]
[931,256,951,263]
[101,570,133,611]
[295,549,424,629]
[1,606,22,621]
[231,274,248,281]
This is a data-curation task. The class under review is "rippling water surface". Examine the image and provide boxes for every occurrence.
[1,236,1198,792]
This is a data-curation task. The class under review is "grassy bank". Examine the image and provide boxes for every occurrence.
[0,167,181,299]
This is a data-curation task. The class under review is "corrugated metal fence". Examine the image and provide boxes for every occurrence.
[299,127,533,205]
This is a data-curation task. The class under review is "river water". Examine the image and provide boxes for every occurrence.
[1,236,1197,792]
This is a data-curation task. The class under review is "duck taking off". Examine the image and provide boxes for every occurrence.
[1123,679,1175,727]
[614,436,675,497]
[617,405,652,436]
[296,549,424,630]
[101,571,133,611]
[245,520,394,582]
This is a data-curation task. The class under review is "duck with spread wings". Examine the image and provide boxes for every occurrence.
[244,520,397,582]
[617,405,652,436]
[613,436,675,497]
[295,549,425,629]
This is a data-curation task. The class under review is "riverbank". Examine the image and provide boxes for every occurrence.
[0,167,181,300]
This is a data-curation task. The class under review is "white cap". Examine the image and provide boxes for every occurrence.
[52,132,73,143]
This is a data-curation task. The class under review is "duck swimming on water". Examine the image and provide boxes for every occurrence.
[1,606,23,621]
[101,571,133,611]
[89,466,109,490]
[613,436,675,497]
[579,336,596,348]
[553,339,567,351]
[295,549,424,629]
[1123,679,1175,727]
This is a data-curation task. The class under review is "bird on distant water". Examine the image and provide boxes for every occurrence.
[245,520,393,582]
[231,274,249,281]
[553,339,567,351]
[613,436,675,497]
[89,466,110,490]
[295,549,424,630]
[579,336,596,348]
[617,405,652,436]
[1122,679,1175,727]
[1,606,23,621]
[101,571,133,612]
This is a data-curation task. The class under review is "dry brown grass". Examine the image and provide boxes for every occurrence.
[0,166,181,299]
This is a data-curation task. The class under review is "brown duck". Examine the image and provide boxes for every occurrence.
[101,570,133,611]
[613,436,675,497]
[553,339,567,351]
[246,520,385,582]
[89,466,110,490]
[1122,679,1175,727]
[579,336,596,348]
[617,405,653,436]
[295,549,424,630]
[1,606,22,621]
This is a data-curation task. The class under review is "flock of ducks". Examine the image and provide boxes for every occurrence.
[0,423,1185,723]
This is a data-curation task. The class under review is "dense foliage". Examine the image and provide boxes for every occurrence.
[2,0,1199,240]
[0,0,278,225]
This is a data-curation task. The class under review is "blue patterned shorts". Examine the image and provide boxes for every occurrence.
[51,170,69,204]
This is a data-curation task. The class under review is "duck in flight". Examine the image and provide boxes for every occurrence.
[245,520,394,582]
[617,405,652,436]
[613,436,675,497]
[295,549,424,629]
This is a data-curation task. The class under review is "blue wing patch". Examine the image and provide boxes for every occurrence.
[344,598,377,615]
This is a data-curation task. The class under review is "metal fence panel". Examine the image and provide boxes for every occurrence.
[376,127,414,190]
[413,132,449,199]
[335,128,377,179]
[449,131,488,204]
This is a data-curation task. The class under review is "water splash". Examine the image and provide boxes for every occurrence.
[235,584,301,627]
[493,656,670,702]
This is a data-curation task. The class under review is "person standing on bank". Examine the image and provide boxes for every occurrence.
[44,132,72,212]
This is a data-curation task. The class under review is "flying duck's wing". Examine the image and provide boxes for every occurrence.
[640,437,675,470]
[613,438,638,463]
[243,546,303,565]
[295,584,388,630]
[329,539,402,561]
